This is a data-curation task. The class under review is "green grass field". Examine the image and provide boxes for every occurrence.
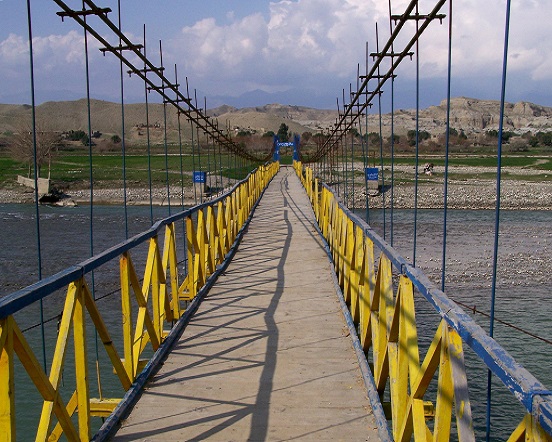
[0,151,264,188]
[2,148,551,189]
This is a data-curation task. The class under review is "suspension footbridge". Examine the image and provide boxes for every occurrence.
[1,0,552,441]
[111,167,380,441]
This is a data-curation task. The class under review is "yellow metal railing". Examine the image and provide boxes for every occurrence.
[0,162,279,441]
[294,160,552,441]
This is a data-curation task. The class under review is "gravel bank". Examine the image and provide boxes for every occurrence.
[354,179,552,210]
[1,165,551,210]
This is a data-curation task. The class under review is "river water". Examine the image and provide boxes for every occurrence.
[1,203,551,440]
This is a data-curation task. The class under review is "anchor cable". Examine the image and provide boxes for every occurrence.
[413,2,420,267]
[143,24,154,225]
[26,0,47,373]
[487,0,512,439]
[117,0,129,239]
[441,0,453,293]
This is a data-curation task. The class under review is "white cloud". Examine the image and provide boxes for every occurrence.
[168,0,551,104]
[174,14,268,76]
[440,0,551,82]
[0,29,121,102]
[0,30,106,76]
[0,33,28,62]
[0,0,550,106]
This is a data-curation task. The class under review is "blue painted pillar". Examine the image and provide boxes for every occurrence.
[292,134,301,161]
[273,135,280,162]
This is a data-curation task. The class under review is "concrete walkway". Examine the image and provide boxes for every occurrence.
[113,167,379,441]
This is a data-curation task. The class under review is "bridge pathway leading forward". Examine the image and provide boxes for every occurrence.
[113,167,379,441]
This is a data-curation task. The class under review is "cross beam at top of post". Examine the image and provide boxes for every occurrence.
[100,43,144,54]
[369,51,414,60]
[391,13,446,24]
[56,6,111,20]
[127,66,165,76]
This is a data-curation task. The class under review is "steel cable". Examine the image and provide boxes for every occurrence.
[487,0,512,439]
[26,0,47,373]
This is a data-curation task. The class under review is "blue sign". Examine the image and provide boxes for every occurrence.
[193,171,207,183]
[276,142,294,148]
[365,167,379,181]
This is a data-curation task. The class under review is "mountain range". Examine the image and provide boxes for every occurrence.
[1,97,551,143]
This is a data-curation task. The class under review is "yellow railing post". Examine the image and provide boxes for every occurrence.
[120,253,135,382]
[215,201,225,265]
[163,223,180,319]
[73,279,91,441]
[150,237,163,345]
[349,225,364,324]
[359,236,375,351]
[314,178,319,222]
[0,318,15,441]
[206,206,217,274]
[37,282,79,440]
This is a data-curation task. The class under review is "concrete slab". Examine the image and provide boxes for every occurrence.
[113,166,380,441]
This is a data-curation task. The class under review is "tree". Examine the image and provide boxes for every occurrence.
[407,129,431,146]
[111,134,121,144]
[312,132,328,151]
[66,130,87,142]
[366,132,381,145]
[262,130,275,138]
[388,134,400,145]
[535,131,552,147]
[244,134,274,154]
[8,121,60,178]
[277,123,289,142]
[80,133,90,146]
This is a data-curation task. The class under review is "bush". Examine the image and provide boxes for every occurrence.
[535,131,552,147]
[66,130,87,141]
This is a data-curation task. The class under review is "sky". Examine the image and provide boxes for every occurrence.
[0,0,550,110]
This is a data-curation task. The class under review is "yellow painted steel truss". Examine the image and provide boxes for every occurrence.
[0,163,278,441]
[294,161,551,442]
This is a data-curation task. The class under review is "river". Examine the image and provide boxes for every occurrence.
[1,203,551,440]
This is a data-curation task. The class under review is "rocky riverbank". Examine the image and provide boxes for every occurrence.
[0,185,216,207]
[1,165,551,210]
[331,163,552,210]
[350,179,552,210]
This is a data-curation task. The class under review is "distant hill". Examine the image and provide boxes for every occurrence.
[1,97,551,143]
[0,99,332,144]
[207,103,337,134]
[384,97,552,136]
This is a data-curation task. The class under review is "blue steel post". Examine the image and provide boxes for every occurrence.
[273,135,280,162]
[293,134,300,161]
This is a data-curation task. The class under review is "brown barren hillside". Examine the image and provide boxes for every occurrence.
[1,97,551,143]
[0,100,335,144]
